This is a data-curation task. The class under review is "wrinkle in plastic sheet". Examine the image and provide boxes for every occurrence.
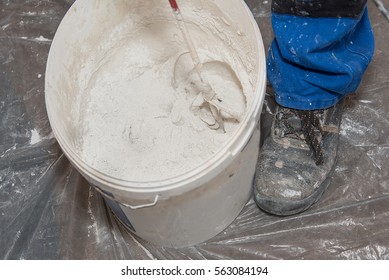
[1,0,389,260]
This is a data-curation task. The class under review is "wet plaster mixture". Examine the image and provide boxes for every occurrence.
[75,1,254,182]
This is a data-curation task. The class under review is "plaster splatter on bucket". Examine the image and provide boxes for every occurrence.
[45,0,266,247]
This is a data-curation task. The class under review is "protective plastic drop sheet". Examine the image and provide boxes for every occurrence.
[1,0,388,259]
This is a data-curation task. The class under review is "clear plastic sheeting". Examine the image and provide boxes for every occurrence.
[1,0,388,260]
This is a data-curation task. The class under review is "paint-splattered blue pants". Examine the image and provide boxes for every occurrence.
[268,0,375,110]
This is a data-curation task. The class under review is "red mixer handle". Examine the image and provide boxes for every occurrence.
[169,0,179,11]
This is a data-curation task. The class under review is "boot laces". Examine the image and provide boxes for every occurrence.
[277,107,325,165]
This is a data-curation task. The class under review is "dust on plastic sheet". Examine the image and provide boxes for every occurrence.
[1,0,389,259]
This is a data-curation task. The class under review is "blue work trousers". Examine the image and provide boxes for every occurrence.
[267,0,375,110]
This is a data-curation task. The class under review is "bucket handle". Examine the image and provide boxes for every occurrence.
[93,186,159,210]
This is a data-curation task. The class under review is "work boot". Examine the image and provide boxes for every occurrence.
[253,100,344,216]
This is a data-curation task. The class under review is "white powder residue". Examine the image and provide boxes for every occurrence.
[77,1,254,182]
[30,128,41,145]
[2,23,10,30]
[34,35,51,42]
[17,36,52,43]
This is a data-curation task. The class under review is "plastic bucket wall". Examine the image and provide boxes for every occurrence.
[45,0,266,248]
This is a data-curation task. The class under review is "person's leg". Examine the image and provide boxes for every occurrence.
[253,0,375,215]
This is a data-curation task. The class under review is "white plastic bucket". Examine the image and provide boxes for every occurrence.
[45,0,266,248]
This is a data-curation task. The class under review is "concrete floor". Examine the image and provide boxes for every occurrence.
[0,0,388,259]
